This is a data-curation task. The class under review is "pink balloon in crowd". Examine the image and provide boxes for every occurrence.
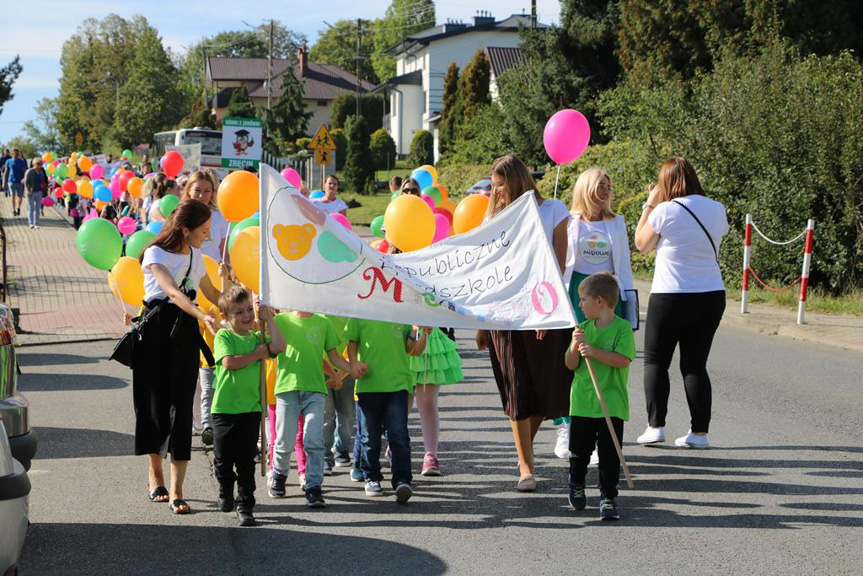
[281,167,302,189]
[543,109,591,165]
[329,213,352,230]
[421,194,435,210]
[41,196,55,207]
[117,216,136,235]
[432,213,451,243]
[90,164,104,180]
[82,209,98,223]
[110,178,122,199]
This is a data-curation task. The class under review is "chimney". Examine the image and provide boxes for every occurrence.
[297,42,307,77]
[472,10,495,27]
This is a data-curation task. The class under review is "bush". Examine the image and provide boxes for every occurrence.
[330,93,385,132]
[443,104,513,166]
[331,128,347,171]
[343,116,376,194]
[437,164,492,202]
[407,130,434,167]
[369,128,397,171]
[598,41,863,292]
[296,137,312,149]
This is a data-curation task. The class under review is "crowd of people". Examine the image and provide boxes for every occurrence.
[118,153,726,526]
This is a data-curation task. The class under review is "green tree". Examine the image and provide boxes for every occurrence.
[369,128,397,170]
[309,19,378,83]
[371,0,435,81]
[343,116,376,194]
[2,136,37,158]
[0,56,22,116]
[438,62,460,158]
[331,128,348,170]
[21,97,62,153]
[180,100,219,129]
[460,50,491,122]
[260,70,313,155]
[330,92,385,132]
[224,87,257,119]
[111,26,184,147]
[407,129,434,167]
[446,104,513,165]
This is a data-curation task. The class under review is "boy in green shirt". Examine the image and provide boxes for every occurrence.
[564,272,636,521]
[212,286,285,527]
[269,310,358,508]
[345,319,430,503]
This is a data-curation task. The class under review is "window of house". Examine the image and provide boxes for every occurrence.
[317,100,327,106]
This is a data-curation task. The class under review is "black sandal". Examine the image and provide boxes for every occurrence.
[170,499,191,514]
[148,486,169,502]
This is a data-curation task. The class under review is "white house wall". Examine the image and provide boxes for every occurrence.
[389,84,424,156]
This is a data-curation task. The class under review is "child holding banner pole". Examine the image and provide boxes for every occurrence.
[564,272,635,521]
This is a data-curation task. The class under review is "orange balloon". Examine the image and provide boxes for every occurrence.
[452,194,489,234]
[127,177,144,198]
[437,185,449,203]
[42,152,53,163]
[77,179,93,199]
[94,200,109,210]
[196,255,222,310]
[77,156,93,172]
[229,226,260,293]
[383,193,435,252]
[439,198,456,214]
[109,256,145,306]
[217,171,260,222]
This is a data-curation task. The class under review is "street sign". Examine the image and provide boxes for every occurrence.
[308,124,336,153]
[314,149,332,166]
[221,117,263,169]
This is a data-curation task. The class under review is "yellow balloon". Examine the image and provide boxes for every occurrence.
[70,151,77,165]
[453,194,490,234]
[419,164,438,184]
[77,179,93,198]
[46,163,55,175]
[196,255,222,310]
[383,194,435,252]
[42,152,53,163]
[230,226,260,293]
[94,199,109,210]
[77,156,93,172]
[109,256,145,306]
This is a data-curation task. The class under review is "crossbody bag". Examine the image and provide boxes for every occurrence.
[671,199,719,263]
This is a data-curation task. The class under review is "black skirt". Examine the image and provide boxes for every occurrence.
[131,301,201,460]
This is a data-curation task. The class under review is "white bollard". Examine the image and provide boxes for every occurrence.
[797,219,815,325]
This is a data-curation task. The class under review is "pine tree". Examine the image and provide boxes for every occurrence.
[0,56,22,117]
[438,62,460,157]
[260,69,312,155]
[180,100,219,130]
[343,116,375,194]
[111,26,184,147]
[224,87,257,119]
[460,50,491,122]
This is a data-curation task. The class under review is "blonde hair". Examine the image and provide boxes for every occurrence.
[486,154,541,219]
[571,167,615,220]
[181,170,220,209]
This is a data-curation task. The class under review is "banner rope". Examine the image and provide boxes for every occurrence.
[750,220,807,246]
[746,266,802,293]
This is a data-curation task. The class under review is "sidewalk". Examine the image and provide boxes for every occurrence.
[633,278,863,353]
[1,199,126,345]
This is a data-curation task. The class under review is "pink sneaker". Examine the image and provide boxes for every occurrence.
[421,452,441,476]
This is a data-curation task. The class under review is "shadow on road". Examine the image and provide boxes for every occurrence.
[17,372,128,391]
[17,352,101,367]
[31,426,133,459]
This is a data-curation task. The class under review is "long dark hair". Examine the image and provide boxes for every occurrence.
[139,199,211,261]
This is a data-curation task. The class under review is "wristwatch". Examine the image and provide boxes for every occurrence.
[642,203,655,211]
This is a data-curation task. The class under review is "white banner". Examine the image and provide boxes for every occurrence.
[259,164,576,330]
[166,143,202,174]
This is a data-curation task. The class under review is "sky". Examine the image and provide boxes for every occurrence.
[0,0,560,144]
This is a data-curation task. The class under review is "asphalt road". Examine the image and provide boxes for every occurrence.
[15,321,863,575]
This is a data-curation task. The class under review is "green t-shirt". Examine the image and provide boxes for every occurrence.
[569,316,636,420]
[273,313,339,395]
[212,328,263,414]
[324,315,348,357]
[344,318,414,394]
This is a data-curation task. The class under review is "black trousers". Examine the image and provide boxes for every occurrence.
[568,416,624,499]
[643,291,725,433]
[212,412,261,508]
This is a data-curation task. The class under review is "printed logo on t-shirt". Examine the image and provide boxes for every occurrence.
[391,323,406,340]
[306,326,322,346]
[579,231,611,265]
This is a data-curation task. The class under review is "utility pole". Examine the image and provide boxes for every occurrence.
[267,20,274,112]
[356,18,362,117]
[531,0,537,29]
[202,46,208,108]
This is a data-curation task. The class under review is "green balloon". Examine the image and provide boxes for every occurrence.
[370,215,385,239]
[422,185,442,206]
[76,218,122,271]
[122,149,132,159]
[391,190,400,201]
[228,216,260,253]
[55,164,68,179]
[125,230,156,260]
[160,195,180,217]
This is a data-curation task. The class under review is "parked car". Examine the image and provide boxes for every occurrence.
[467,178,492,195]
[0,421,30,576]
[0,304,36,470]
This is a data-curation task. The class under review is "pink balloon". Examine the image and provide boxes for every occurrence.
[117,216,136,235]
[432,213,451,243]
[281,167,302,189]
[421,194,435,210]
[329,213,352,230]
[90,164,104,180]
[41,196,55,207]
[543,109,591,165]
[110,179,122,199]
[82,209,98,223]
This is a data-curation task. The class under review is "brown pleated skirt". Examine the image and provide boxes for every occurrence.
[488,328,573,421]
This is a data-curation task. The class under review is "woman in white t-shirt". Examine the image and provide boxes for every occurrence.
[634,157,728,449]
[474,154,572,493]
[314,175,348,216]
[135,199,227,514]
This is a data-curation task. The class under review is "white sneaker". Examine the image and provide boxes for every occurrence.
[554,425,571,459]
[589,447,599,467]
[675,430,709,449]
[365,480,384,496]
[636,426,666,445]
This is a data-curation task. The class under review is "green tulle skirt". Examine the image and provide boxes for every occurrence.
[408,328,464,385]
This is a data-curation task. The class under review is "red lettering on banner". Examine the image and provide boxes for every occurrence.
[357,266,403,302]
